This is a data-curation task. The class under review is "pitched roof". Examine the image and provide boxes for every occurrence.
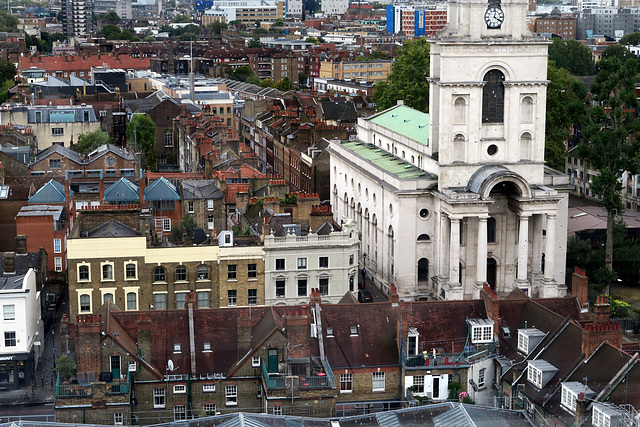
[28,179,67,204]
[143,176,180,201]
[32,143,83,165]
[368,104,429,145]
[86,220,140,238]
[103,178,139,203]
[320,101,358,122]
[181,180,223,200]
[19,54,150,74]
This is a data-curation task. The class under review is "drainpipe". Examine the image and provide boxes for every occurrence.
[130,347,142,424]
[188,297,196,418]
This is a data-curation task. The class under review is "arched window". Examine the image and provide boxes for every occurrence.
[482,70,505,123]
[417,234,431,241]
[127,292,137,310]
[80,294,91,312]
[521,96,533,123]
[520,132,532,161]
[175,266,187,281]
[103,293,113,305]
[487,217,497,243]
[154,267,166,282]
[453,134,466,162]
[418,258,429,281]
[454,97,466,124]
[197,265,209,280]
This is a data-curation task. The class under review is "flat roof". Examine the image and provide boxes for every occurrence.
[16,205,63,219]
[369,105,429,145]
[339,140,436,181]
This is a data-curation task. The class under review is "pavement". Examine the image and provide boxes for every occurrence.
[0,295,68,409]
[360,268,389,303]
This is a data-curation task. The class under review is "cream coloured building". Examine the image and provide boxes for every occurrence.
[329,0,570,300]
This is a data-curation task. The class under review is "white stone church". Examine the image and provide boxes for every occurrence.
[328,0,570,300]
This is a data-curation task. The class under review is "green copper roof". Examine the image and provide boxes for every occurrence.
[340,140,436,180]
[369,105,429,145]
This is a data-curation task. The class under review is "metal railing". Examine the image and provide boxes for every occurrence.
[403,342,497,368]
[261,357,335,390]
[54,372,130,398]
[261,362,285,389]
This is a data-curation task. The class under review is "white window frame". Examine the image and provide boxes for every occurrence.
[472,325,493,344]
[203,384,215,392]
[54,257,63,272]
[207,199,214,210]
[204,403,216,415]
[340,373,353,393]
[561,385,577,412]
[3,304,15,321]
[518,332,529,353]
[163,218,171,232]
[101,262,115,282]
[187,201,194,213]
[113,412,124,425]
[53,238,62,253]
[225,384,237,405]
[407,331,419,356]
[297,257,307,269]
[153,388,165,408]
[197,291,210,308]
[78,290,92,313]
[252,357,261,367]
[173,384,186,394]
[592,405,611,427]
[208,215,214,229]
[78,263,90,282]
[528,364,543,388]
[174,343,181,353]
[413,375,424,394]
[124,261,138,280]
[478,368,486,388]
[372,371,385,392]
[228,290,237,306]
[273,405,282,415]
[174,405,186,421]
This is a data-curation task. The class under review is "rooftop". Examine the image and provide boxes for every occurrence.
[338,139,436,181]
[0,275,25,291]
[369,104,429,145]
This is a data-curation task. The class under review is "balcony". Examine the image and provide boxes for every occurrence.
[403,342,496,369]
[54,372,130,398]
[261,356,335,393]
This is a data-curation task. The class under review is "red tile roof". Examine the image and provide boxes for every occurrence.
[19,54,150,74]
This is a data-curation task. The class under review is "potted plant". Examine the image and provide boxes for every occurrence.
[55,354,77,382]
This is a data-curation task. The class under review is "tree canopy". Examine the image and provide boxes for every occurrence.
[578,56,640,290]
[208,21,228,35]
[372,38,430,112]
[100,24,141,41]
[0,12,18,32]
[75,129,112,155]
[100,11,120,23]
[248,37,261,48]
[601,44,635,64]
[227,65,261,85]
[544,61,587,170]
[548,38,595,75]
[619,32,640,46]
[127,114,157,171]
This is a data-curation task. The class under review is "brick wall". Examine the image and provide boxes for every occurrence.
[217,257,265,308]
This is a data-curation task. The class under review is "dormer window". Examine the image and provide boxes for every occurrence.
[326,327,334,337]
[592,402,625,427]
[174,343,181,353]
[561,382,595,413]
[350,326,358,336]
[517,327,546,354]
[527,360,558,389]
[468,319,493,344]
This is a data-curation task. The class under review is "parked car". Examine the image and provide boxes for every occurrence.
[358,289,373,303]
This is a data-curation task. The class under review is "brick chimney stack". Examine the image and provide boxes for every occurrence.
[282,307,310,358]
[15,235,27,255]
[237,312,252,360]
[572,267,588,308]
[4,252,15,274]
[389,284,399,305]
[575,392,587,425]
[76,315,103,375]
[137,313,152,363]
[593,295,611,324]
[481,283,500,333]
[582,295,622,357]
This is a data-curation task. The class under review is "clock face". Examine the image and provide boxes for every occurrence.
[485,6,504,28]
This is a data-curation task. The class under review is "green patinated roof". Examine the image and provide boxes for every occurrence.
[369,105,429,145]
[340,140,436,180]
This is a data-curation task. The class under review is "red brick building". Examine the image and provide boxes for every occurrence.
[16,204,68,273]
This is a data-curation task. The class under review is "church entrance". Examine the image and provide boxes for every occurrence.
[417,258,429,282]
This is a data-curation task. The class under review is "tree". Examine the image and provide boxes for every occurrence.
[259,78,275,87]
[127,114,157,171]
[545,61,587,170]
[229,20,241,25]
[227,65,261,85]
[356,50,389,61]
[619,32,640,46]
[254,28,268,35]
[248,37,261,48]
[372,38,430,112]
[548,38,595,75]
[101,24,121,39]
[0,12,18,32]
[100,11,120,23]
[208,21,228,35]
[601,44,635,64]
[55,354,76,380]
[274,77,291,91]
[179,33,197,41]
[578,56,640,292]
[173,14,191,23]
[171,214,198,242]
[298,71,308,88]
[305,36,321,45]
[0,59,16,83]
[75,129,112,154]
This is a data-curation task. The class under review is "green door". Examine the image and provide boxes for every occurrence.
[267,348,278,373]
[111,355,121,381]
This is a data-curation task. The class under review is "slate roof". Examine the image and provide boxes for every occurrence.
[432,403,533,427]
[87,144,136,162]
[16,204,64,220]
[321,303,398,368]
[28,179,67,204]
[181,180,223,200]
[0,275,26,291]
[568,206,640,233]
[32,143,83,165]
[86,220,140,238]
[320,101,358,122]
[103,178,139,203]
[143,176,180,201]
[0,251,43,276]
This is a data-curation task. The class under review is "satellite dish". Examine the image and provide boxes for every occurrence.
[167,359,174,371]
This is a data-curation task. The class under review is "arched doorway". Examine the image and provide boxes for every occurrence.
[487,258,497,290]
[418,258,429,282]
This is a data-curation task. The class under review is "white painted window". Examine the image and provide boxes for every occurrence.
[472,324,493,343]
[372,372,385,391]
[55,257,63,272]
[114,412,124,425]
[207,199,214,210]
[163,218,171,232]
[225,385,237,405]
[153,388,165,408]
[173,385,186,394]
[53,238,61,253]
[340,373,352,393]
[174,405,186,420]
[203,384,215,392]
[252,357,261,367]
[204,403,216,415]
[478,368,486,388]
[3,305,15,321]
[528,365,542,388]
[518,332,529,353]
[273,405,282,415]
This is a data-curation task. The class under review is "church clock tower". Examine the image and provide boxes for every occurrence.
[429,0,550,190]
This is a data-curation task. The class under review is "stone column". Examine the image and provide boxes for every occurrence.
[440,214,450,277]
[476,216,488,284]
[544,214,556,281]
[449,217,461,285]
[517,214,530,282]
[532,214,543,273]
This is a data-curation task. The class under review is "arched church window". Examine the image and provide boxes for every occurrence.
[482,70,505,123]
[417,234,430,241]
[487,217,497,243]
[453,134,466,162]
[521,96,534,123]
[520,132,532,160]
[418,258,429,281]
[453,97,466,124]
